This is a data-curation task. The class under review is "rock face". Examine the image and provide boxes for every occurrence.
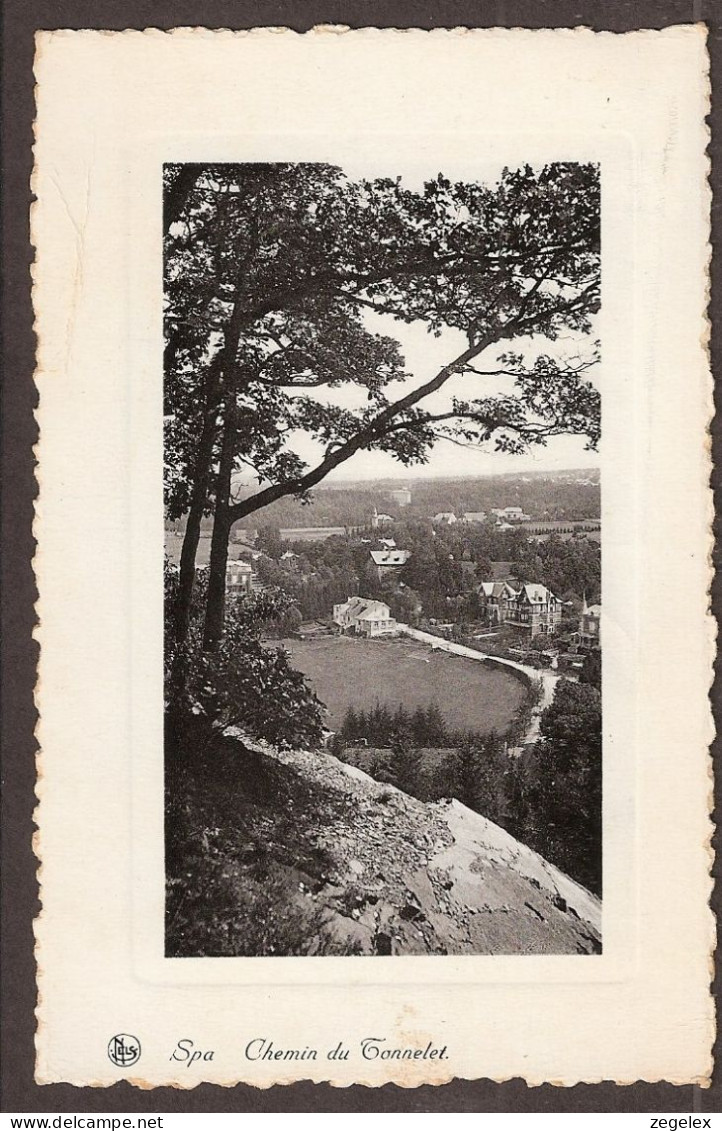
[267,743,601,956]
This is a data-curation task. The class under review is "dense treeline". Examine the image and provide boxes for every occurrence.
[331,677,601,897]
[335,700,471,750]
[374,731,517,828]
[331,707,518,827]
[222,471,600,531]
[516,679,602,894]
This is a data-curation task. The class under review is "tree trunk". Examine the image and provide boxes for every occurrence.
[174,450,211,647]
[202,400,237,650]
[171,243,254,653]
[174,364,222,648]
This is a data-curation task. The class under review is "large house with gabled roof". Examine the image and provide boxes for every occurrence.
[478,579,562,636]
[370,548,411,578]
[478,580,518,624]
[333,596,398,637]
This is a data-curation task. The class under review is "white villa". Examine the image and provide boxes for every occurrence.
[225,559,254,597]
[333,597,398,637]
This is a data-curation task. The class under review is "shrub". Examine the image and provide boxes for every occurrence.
[168,861,361,957]
[165,562,325,756]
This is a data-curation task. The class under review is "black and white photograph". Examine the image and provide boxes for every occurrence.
[163,160,603,958]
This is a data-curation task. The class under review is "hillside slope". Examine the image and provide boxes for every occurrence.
[201,736,602,957]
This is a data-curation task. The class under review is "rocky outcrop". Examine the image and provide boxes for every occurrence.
[264,742,601,956]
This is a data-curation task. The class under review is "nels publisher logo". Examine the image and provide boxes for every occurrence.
[107,1033,141,1068]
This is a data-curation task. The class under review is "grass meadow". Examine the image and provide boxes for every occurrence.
[281,635,526,734]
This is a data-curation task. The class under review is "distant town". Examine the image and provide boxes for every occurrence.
[165,468,601,674]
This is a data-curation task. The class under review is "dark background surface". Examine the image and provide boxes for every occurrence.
[2,0,720,1113]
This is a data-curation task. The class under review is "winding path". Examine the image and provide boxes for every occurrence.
[396,624,559,746]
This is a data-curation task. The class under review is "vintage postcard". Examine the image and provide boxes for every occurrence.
[32,26,713,1087]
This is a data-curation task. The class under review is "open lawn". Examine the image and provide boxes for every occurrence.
[281,635,526,734]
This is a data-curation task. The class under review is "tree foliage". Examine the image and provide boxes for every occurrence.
[517,679,602,894]
[255,523,284,560]
[165,562,324,753]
